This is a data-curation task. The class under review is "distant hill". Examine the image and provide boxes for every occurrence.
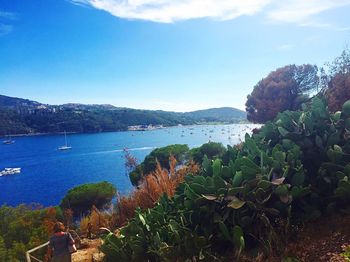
[184,107,246,123]
[0,95,246,136]
[0,95,43,110]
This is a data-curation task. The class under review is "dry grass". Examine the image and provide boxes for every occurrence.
[79,206,111,237]
[42,207,58,235]
[111,156,199,227]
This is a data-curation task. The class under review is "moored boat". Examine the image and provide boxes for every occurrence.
[3,136,15,145]
[0,168,21,176]
[58,131,72,151]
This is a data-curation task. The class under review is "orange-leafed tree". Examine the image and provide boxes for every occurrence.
[246,64,319,123]
[326,72,350,112]
[325,48,350,112]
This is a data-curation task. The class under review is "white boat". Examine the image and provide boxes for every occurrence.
[0,168,21,176]
[58,131,72,151]
[3,136,15,145]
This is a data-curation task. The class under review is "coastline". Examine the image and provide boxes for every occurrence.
[2,131,80,138]
[1,121,249,138]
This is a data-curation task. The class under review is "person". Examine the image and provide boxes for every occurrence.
[87,222,93,239]
[48,222,75,262]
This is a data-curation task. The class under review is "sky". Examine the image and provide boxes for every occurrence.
[0,0,350,112]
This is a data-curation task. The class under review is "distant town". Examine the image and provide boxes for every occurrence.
[127,124,165,131]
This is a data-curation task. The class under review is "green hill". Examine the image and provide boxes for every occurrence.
[0,95,246,136]
[184,107,246,122]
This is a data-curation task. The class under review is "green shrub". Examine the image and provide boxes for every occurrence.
[60,181,116,214]
[190,142,226,163]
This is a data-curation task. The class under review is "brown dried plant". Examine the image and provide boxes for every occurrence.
[79,205,110,237]
[64,208,73,229]
[42,207,57,235]
[111,156,199,227]
[123,147,138,175]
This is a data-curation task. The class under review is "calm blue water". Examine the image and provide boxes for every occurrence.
[0,124,259,206]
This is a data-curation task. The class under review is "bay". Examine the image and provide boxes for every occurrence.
[0,124,259,206]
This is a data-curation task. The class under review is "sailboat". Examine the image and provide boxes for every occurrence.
[58,131,72,151]
[3,135,15,145]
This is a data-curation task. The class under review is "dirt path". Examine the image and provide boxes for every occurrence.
[285,214,350,261]
[72,239,104,262]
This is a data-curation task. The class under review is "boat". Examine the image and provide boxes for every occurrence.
[58,131,72,151]
[0,168,21,177]
[3,136,15,145]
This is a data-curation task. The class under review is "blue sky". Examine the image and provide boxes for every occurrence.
[0,0,350,112]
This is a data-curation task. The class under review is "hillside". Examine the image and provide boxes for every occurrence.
[0,95,246,136]
[184,107,246,122]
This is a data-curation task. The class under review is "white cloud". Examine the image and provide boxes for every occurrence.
[267,0,350,24]
[70,0,350,29]
[71,0,272,23]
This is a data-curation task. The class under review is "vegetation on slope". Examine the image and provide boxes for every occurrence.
[0,95,246,136]
[129,142,237,186]
[100,97,350,261]
[129,144,190,186]
[0,205,60,261]
[0,181,117,261]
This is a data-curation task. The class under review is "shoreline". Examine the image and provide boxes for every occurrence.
[1,121,250,138]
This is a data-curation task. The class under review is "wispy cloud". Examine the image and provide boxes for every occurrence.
[277,44,294,51]
[70,0,350,30]
[0,24,13,36]
[0,11,17,20]
[267,0,350,24]
[0,10,17,37]
[70,0,272,23]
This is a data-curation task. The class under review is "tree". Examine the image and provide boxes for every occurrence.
[143,144,189,173]
[0,236,7,261]
[129,144,190,186]
[60,182,116,214]
[326,47,350,76]
[326,73,350,112]
[123,148,138,175]
[190,142,226,163]
[245,64,319,123]
[325,48,350,112]
[0,204,58,261]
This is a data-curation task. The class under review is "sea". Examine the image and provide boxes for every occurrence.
[0,124,259,206]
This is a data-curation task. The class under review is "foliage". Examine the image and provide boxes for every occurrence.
[325,48,350,112]
[60,182,116,215]
[326,47,350,77]
[101,97,350,261]
[190,142,227,163]
[129,144,190,186]
[340,245,350,261]
[123,148,139,175]
[0,204,59,261]
[245,64,319,123]
[0,182,114,261]
[326,72,350,112]
[112,157,199,227]
[79,206,111,237]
